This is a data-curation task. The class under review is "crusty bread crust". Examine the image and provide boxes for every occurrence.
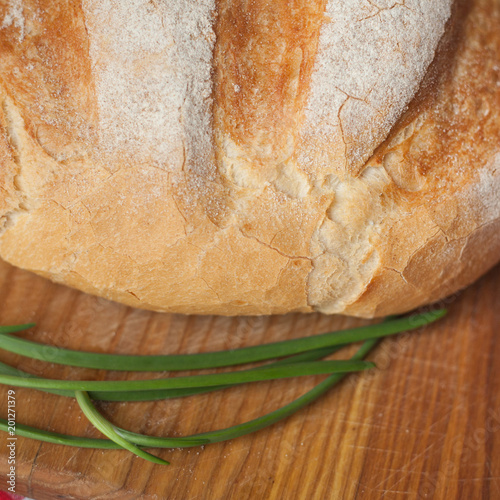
[0,0,499,317]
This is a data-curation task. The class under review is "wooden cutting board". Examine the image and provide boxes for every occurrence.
[0,258,499,500]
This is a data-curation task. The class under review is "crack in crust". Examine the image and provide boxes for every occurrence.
[0,94,34,235]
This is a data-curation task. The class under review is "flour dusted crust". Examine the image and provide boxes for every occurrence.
[0,0,499,317]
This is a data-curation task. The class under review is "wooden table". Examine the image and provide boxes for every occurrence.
[0,258,498,499]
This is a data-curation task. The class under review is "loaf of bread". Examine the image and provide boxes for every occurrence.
[0,0,499,316]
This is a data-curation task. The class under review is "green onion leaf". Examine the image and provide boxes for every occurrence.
[120,339,380,447]
[0,340,378,452]
[0,346,343,402]
[0,417,119,448]
[0,323,36,334]
[0,359,374,392]
[74,391,169,465]
[0,310,447,464]
[0,310,445,371]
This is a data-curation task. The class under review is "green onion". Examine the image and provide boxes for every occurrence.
[0,339,378,451]
[0,345,343,401]
[0,359,374,392]
[0,309,447,464]
[0,310,445,371]
[0,324,36,334]
[0,417,120,448]
[75,391,169,465]
[121,339,380,447]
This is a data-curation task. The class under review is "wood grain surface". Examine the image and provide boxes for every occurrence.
[0,258,499,500]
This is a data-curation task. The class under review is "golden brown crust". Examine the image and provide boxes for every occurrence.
[340,0,500,316]
[0,0,498,317]
[0,1,96,140]
[214,0,327,170]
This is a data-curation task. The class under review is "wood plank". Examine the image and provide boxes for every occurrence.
[0,258,499,499]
